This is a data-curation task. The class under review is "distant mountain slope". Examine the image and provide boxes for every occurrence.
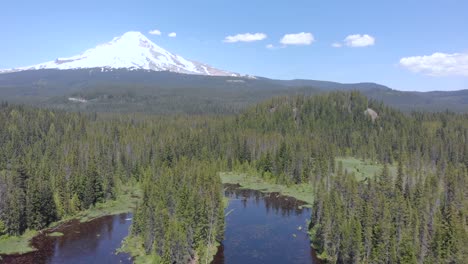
[0,69,466,113]
[267,79,390,91]
[0,31,237,76]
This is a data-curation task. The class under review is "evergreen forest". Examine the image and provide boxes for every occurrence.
[0,91,467,263]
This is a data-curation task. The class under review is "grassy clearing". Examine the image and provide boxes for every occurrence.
[200,242,220,264]
[118,236,157,264]
[221,157,393,205]
[220,172,314,206]
[0,183,141,256]
[119,235,220,264]
[47,232,64,237]
[0,230,38,255]
[118,236,220,264]
[77,183,141,223]
[337,157,396,180]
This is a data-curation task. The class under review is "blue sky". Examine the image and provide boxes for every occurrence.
[1,0,467,91]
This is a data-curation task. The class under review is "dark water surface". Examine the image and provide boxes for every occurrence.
[213,185,319,264]
[2,187,318,264]
[1,213,132,264]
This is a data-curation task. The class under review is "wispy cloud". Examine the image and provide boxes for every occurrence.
[343,34,375,47]
[331,42,342,48]
[149,29,161,35]
[223,33,267,43]
[400,52,468,76]
[280,32,314,45]
[265,43,284,50]
[168,32,177,37]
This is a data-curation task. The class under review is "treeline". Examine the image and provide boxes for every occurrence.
[310,159,468,263]
[0,106,117,234]
[237,92,467,165]
[235,93,468,263]
[0,105,228,263]
[1,91,467,263]
[132,160,224,263]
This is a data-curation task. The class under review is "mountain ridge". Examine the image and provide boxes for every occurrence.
[0,68,466,113]
[0,31,238,76]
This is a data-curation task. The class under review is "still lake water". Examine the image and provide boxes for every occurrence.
[2,186,318,264]
[1,213,133,264]
[213,185,319,264]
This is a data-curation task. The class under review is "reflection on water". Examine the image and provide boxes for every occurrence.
[1,213,132,264]
[2,186,319,264]
[213,185,319,264]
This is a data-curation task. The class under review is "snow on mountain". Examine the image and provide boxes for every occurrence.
[2,31,238,76]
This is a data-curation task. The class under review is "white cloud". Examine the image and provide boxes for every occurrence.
[266,44,285,50]
[168,32,177,37]
[344,34,375,47]
[332,42,342,48]
[280,32,314,45]
[149,29,161,35]
[400,52,468,77]
[223,33,267,43]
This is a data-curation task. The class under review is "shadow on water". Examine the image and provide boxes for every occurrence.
[213,184,320,264]
[1,213,133,264]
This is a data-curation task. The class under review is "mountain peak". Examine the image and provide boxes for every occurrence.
[112,31,151,44]
[121,31,146,38]
[3,32,237,76]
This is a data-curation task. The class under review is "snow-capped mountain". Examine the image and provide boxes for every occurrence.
[2,31,238,76]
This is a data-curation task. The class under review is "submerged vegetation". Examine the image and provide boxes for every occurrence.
[0,90,467,262]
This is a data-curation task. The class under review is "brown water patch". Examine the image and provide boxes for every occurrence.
[1,213,132,264]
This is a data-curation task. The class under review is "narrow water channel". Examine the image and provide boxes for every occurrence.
[2,186,318,264]
[1,213,133,264]
[213,185,319,264]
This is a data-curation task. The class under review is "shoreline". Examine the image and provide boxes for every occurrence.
[0,184,140,256]
[220,171,315,206]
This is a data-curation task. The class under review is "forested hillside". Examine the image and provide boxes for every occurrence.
[1,69,467,113]
[0,105,225,263]
[0,91,467,263]
[238,93,468,263]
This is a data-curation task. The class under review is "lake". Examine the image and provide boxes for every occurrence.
[213,185,319,264]
[1,213,133,264]
[2,186,319,264]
